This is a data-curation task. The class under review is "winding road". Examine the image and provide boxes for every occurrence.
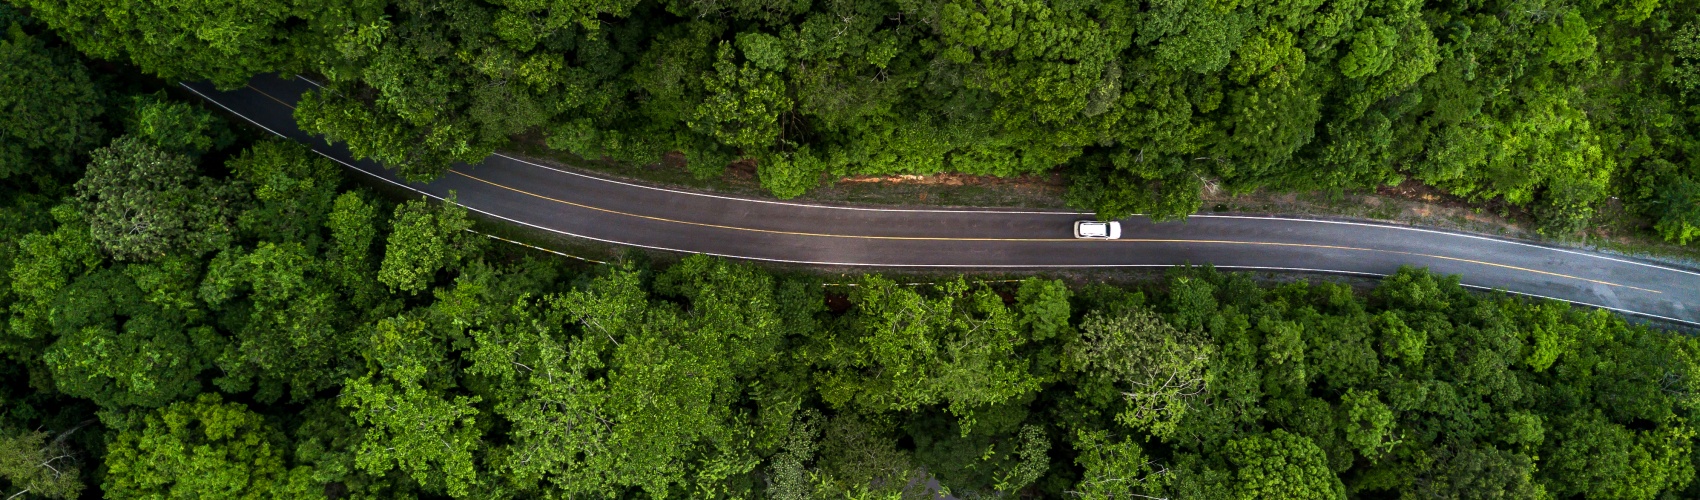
[184,75,1700,327]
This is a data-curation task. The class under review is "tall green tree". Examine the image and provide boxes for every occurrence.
[0,428,85,499]
[377,196,480,294]
[103,394,315,498]
[0,22,104,181]
[74,136,241,261]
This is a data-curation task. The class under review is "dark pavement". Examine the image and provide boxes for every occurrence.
[182,75,1700,327]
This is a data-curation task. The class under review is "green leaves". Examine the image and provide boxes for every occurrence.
[75,136,241,261]
[295,88,493,183]
[823,276,1039,423]
[1338,20,1398,79]
[1339,389,1398,460]
[231,139,342,244]
[41,268,218,408]
[6,205,102,339]
[1233,25,1306,85]
[0,24,104,179]
[123,92,233,156]
[1542,411,1695,499]
[341,375,483,496]
[1540,10,1597,65]
[1070,430,1166,499]
[757,148,827,199]
[1015,277,1070,341]
[1653,176,1700,245]
[1066,308,1213,439]
[7,0,1695,243]
[377,197,480,294]
[103,394,303,498]
[1670,22,1700,95]
[0,428,85,499]
[16,0,300,87]
[690,43,792,160]
[1210,429,1346,499]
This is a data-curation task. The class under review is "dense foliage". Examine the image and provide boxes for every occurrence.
[5,6,1700,498]
[9,0,1700,240]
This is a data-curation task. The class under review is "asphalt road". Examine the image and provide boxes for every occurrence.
[183,75,1700,327]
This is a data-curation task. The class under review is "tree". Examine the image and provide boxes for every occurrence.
[14,0,307,87]
[1015,277,1072,341]
[1540,411,1695,500]
[820,276,1038,425]
[294,88,495,183]
[689,43,791,170]
[324,190,381,297]
[1339,20,1398,80]
[377,196,479,294]
[229,139,341,244]
[74,136,241,261]
[1070,430,1169,500]
[1409,445,1545,499]
[1653,176,1700,245]
[6,205,103,340]
[0,428,85,499]
[41,267,219,408]
[991,425,1051,493]
[1671,21,1700,94]
[0,22,104,181]
[1189,430,1346,500]
[103,394,312,498]
[340,311,482,497]
[341,375,482,497]
[199,241,350,401]
[1067,307,1214,439]
[764,410,820,500]
[123,92,233,155]
[1339,389,1398,461]
[810,413,921,498]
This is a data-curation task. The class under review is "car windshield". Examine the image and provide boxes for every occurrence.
[1079,223,1108,237]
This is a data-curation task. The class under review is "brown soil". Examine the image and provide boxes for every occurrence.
[1203,180,1536,239]
[837,171,1067,189]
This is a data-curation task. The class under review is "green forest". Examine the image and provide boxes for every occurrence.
[0,7,1698,497]
[6,0,1700,499]
[3,0,1699,240]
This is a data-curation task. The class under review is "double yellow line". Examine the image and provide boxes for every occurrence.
[246,83,1659,294]
[449,170,1659,294]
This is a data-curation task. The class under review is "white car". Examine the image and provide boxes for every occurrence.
[1074,220,1122,239]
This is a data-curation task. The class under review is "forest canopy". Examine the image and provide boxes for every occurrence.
[5,2,1700,498]
[6,0,1700,241]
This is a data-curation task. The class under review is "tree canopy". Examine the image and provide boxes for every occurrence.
[4,4,1700,498]
[10,0,1700,241]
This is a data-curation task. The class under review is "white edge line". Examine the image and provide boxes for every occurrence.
[496,146,1700,278]
[180,82,289,139]
[493,148,1700,278]
[285,74,1693,277]
[1193,215,1700,278]
[351,158,1700,328]
[193,81,1700,329]
[488,152,1092,215]
[465,229,608,264]
[281,74,1698,277]
[292,73,1084,215]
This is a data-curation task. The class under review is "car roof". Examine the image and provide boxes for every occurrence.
[1079,221,1108,236]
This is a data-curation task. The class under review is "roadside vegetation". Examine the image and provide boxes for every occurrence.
[8,0,1700,246]
[6,2,1700,499]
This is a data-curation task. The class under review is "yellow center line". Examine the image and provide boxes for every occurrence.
[239,80,1662,293]
[247,84,296,109]
[447,170,1660,294]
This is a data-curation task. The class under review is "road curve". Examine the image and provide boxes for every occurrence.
[183,75,1700,327]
